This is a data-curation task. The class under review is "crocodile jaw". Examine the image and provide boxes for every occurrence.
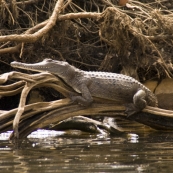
[10,59,68,74]
[11,61,48,73]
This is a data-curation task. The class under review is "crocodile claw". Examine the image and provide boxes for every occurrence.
[125,103,140,118]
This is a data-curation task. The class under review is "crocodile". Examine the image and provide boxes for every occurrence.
[11,58,158,116]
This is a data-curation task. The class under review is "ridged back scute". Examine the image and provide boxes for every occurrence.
[85,71,158,107]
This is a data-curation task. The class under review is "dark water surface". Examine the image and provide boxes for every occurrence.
[0,126,173,172]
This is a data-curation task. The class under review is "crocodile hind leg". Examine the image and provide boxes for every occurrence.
[125,89,147,117]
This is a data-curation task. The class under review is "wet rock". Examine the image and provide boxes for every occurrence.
[143,80,158,92]
[155,78,173,110]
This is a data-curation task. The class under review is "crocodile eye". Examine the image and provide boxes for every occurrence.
[44,58,52,62]
[61,61,68,65]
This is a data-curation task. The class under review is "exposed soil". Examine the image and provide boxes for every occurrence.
[1,0,173,140]
[0,0,173,109]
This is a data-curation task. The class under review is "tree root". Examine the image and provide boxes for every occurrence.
[1,1,173,141]
[1,0,173,80]
[0,71,173,141]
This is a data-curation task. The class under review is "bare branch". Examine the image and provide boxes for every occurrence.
[0,0,64,43]
[0,71,173,139]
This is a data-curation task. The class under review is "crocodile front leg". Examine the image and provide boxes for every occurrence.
[125,89,147,117]
[70,84,93,106]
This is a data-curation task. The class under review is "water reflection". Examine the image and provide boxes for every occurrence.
[127,134,139,143]
[0,130,173,172]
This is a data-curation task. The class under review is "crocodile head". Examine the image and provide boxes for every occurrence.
[11,58,74,78]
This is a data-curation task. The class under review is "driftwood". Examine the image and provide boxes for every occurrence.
[1,1,173,141]
[0,71,173,140]
[1,0,173,81]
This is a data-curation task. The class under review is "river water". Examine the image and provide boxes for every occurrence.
[0,121,173,173]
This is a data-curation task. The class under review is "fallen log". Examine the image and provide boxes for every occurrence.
[0,71,173,140]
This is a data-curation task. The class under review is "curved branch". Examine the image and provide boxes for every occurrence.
[0,11,100,43]
[0,20,48,54]
[0,0,64,43]
[1,71,173,140]
[10,100,173,139]
[13,82,32,139]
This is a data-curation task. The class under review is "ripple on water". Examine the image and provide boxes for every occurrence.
[0,130,173,172]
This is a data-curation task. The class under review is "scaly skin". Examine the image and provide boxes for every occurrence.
[11,58,158,116]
